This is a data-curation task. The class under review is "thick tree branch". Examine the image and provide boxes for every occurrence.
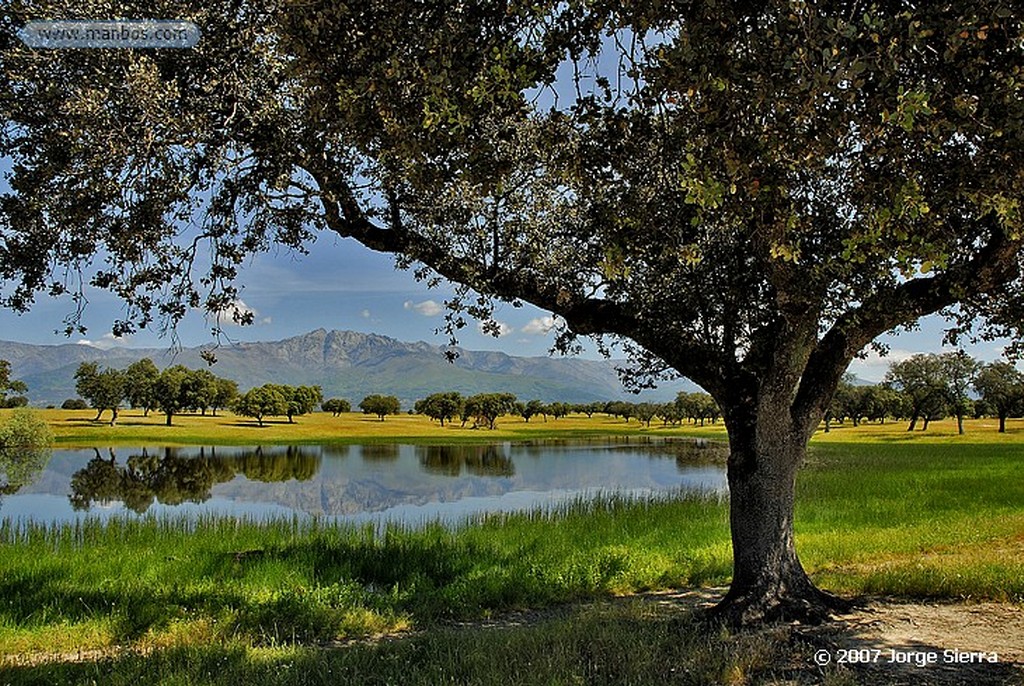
[301,156,734,393]
[793,223,1024,436]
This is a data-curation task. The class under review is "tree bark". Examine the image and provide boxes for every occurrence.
[999,414,1007,433]
[709,403,850,625]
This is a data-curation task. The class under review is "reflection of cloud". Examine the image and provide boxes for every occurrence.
[478,320,513,337]
[76,332,132,349]
[522,316,559,335]
[404,299,443,316]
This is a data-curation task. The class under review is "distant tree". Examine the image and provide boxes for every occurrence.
[464,393,518,430]
[516,398,545,423]
[974,362,1024,433]
[61,398,88,410]
[321,398,352,417]
[634,402,657,427]
[183,369,219,415]
[657,402,683,427]
[211,377,239,417]
[74,362,125,425]
[359,394,401,421]
[885,355,948,431]
[936,351,980,435]
[234,385,289,427]
[152,365,192,427]
[283,385,323,423]
[0,360,28,406]
[546,401,570,420]
[415,392,463,426]
[604,401,635,423]
[122,358,160,416]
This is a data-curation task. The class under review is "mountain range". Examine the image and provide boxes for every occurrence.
[0,329,698,407]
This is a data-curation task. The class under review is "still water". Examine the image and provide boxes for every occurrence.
[1,439,728,528]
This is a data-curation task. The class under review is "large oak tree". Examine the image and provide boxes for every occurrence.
[3,1,1024,623]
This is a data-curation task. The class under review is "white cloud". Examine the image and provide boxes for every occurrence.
[360,309,371,319]
[404,299,444,316]
[478,319,513,338]
[218,298,271,326]
[847,347,918,382]
[521,316,559,335]
[76,332,132,350]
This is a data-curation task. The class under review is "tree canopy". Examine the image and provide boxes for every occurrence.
[4,0,1024,624]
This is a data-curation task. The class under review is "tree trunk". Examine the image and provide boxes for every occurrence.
[165,412,172,426]
[907,414,918,431]
[956,414,964,435]
[709,405,850,625]
[999,413,1007,433]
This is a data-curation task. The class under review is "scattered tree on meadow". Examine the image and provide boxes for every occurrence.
[7,0,1024,623]
[974,362,1024,433]
[515,399,545,423]
[122,358,159,416]
[74,362,125,425]
[463,393,518,430]
[211,377,239,416]
[885,356,949,432]
[152,365,191,427]
[415,392,463,426]
[937,351,980,435]
[358,394,401,422]
[321,398,352,417]
[61,398,88,410]
[280,385,323,423]
[234,385,289,427]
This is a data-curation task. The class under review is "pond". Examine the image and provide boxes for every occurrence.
[0,439,728,528]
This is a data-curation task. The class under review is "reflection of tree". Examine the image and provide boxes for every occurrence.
[360,444,399,462]
[320,444,351,460]
[236,446,320,482]
[68,446,322,513]
[417,445,514,477]
[0,410,53,508]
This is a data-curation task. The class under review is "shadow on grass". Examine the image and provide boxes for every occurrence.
[0,602,796,686]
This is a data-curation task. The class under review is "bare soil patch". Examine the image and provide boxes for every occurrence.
[638,588,1023,685]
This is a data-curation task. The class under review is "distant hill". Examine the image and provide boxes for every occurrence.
[0,329,700,407]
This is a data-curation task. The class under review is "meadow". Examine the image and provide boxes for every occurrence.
[0,411,1022,684]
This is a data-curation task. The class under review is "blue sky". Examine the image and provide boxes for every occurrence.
[0,218,1013,384]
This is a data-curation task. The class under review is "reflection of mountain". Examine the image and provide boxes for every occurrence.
[18,442,727,520]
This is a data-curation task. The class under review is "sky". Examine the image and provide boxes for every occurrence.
[0,35,1017,386]
[0,219,1014,384]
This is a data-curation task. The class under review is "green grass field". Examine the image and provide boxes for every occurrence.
[1,411,1022,684]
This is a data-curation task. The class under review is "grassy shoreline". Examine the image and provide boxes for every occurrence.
[2,412,1023,683]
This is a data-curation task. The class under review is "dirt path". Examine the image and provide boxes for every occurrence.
[639,588,1024,684]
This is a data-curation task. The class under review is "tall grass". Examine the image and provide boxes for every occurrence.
[1,435,1022,680]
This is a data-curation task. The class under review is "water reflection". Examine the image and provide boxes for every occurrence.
[69,446,321,513]
[7,440,728,525]
[0,441,52,506]
[417,445,515,477]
